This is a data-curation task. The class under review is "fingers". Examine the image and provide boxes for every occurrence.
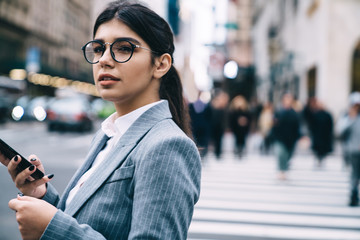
[16,175,54,199]
[7,154,53,198]
[0,152,10,166]
[8,194,28,211]
[28,174,54,190]
[14,164,37,188]
[8,198,19,211]
[8,195,32,212]
[16,176,53,199]
[9,195,57,240]
[15,167,53,192]
[7,155,21,181]
[27,155,45,173]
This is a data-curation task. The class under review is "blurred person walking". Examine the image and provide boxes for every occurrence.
[189,92,212,158]
[336,92,360,206]
[210,90,229,159]
[309,100,334,168]
[336,93,360,169]
[0,2,201,239]
[302,97,317,136]
[272,93,301,180]
[229,95,251,158]
[258,102,274,155]
[249,98,263,133]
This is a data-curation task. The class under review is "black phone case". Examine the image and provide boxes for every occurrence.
[0,138,44,180]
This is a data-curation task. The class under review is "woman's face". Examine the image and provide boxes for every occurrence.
[93,19,160,115]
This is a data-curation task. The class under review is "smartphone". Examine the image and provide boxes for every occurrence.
[0,138,44,180]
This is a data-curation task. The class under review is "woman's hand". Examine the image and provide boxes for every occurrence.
[6,154,53,198]
[8,195,58,240]
[0,151,10,166]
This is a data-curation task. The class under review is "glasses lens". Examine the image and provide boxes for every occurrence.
[84,41,103,63]
[112,40,134,62]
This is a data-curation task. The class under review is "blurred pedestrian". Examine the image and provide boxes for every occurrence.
[229,95,251,158]
[0,2,201,239]
[272,93,301,180]
[309,100,334,168]
[189,91,212,158]
[249,98,263,133]
[258,101,274,155]
[302,97,317,136]
[210,90,229,159]
[336,92,360,169]
[336,92,360,206]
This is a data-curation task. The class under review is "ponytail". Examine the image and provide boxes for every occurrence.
[160,65,192,138]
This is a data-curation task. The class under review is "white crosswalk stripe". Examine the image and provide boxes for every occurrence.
[188,150,360,240]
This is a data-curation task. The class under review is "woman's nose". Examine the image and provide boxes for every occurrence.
[98,46,114,66]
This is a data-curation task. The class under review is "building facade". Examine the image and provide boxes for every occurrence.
[252,0,360,118]
[0,0,93,95]
[221,0,255,100]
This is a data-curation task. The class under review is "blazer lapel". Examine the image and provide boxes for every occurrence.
[64,100,172,216]
[64,142,137,216]
[57,132,109,210]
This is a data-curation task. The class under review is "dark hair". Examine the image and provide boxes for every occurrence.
[94,1,192,137]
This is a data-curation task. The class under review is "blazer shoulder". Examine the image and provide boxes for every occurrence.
[147,118,194,144]
[130,118,199,161]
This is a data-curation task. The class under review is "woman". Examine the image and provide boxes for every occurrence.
[229,95,251,158]
[0,1,201,239]
[258,102,274,155]
[272,93,301,180]
[309,101,333,167]
[210,90,229,159]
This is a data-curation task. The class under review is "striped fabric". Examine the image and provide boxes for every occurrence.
[41,100,202,240]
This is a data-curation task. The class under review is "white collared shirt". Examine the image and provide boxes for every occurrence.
[66,100,163,207]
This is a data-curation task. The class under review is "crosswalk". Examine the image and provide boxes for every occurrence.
[188,150,360,240]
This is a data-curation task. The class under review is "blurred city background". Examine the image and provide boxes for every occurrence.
[1,0,360,239]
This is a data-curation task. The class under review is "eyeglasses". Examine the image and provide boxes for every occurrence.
[81,39,156,64]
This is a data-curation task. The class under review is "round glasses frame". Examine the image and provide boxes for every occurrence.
[81,39,157,64]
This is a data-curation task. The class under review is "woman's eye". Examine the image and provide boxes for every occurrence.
[114,45,132,53]
[93,46,103,54]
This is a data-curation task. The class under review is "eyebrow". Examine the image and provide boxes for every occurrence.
[93,37,141,45]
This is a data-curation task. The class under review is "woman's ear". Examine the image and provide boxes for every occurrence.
[153,53,172,79]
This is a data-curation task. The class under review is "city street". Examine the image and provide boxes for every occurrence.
[2,0,360,239]
[0,122,360,240]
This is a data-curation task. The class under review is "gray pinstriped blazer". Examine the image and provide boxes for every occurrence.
[40,101,201,240]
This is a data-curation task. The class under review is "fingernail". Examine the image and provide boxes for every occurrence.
[47,174,54,179]
[29,165,35,171]
[14,156,18,162]
[18,192,24,197]
[30,158,36,162]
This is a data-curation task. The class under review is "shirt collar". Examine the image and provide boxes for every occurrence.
[101,100,164,138]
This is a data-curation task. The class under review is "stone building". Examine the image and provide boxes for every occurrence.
[252,0,360,118]
[227,0,254,100]
[0,0,93,95]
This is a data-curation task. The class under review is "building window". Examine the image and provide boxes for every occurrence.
[351,41,360,92]
[307,66,316,98]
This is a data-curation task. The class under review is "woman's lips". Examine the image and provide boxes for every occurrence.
[99,80,119,86]
[98,74,120,86]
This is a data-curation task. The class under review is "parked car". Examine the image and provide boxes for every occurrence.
[91,98,116,119]
[46,97,94,132]
[11,96,49,122]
